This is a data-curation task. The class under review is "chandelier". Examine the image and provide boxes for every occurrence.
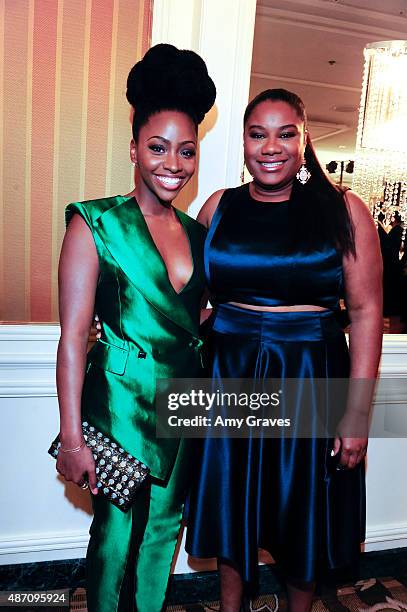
[352,40,407,252]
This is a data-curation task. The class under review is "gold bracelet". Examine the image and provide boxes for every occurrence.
[60,440,86,453]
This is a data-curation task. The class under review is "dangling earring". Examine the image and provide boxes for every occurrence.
[296,160,311,185]
[240,160,246,185]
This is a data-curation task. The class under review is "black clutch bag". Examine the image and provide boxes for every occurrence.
[48,421,150,512]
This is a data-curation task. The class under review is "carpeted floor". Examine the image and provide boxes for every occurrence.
[69,576,407,611]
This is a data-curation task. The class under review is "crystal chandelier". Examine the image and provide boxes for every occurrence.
[352,40,407,252]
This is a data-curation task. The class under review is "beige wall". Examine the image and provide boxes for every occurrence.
[0,0,152,323]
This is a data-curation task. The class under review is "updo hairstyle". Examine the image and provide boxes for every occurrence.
[127,44,216,140]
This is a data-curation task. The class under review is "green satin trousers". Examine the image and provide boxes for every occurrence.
[86,441,189,612]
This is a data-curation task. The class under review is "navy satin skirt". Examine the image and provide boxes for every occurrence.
[186,304,365,588]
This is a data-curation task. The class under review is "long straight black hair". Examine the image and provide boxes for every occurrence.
[244,89,356,257]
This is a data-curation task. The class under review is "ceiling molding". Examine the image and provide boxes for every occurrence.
[251,72,361,93]
[256,5,407,40]
[308,122,351,143]
[258,0,407,25]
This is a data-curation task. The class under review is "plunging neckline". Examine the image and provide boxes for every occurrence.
[120,195,195,296]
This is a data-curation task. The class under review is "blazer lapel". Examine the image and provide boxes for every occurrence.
[94,196,197,336]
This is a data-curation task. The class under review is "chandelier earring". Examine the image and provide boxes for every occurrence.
[240,160,246,185]
[296,159,311,185]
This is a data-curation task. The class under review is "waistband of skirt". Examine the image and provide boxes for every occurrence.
[212,303,342,342]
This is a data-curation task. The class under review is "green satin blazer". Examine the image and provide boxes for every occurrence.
[66,195,206,480]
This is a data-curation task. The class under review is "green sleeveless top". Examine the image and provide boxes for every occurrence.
[65,195,206,479]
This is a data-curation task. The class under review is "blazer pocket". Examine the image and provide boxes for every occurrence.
[87,339,129,375]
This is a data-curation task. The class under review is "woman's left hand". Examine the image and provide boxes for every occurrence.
[332,412,369,469]
[332,435,367,469]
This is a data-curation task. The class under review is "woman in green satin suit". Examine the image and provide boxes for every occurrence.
[55,45,215,612]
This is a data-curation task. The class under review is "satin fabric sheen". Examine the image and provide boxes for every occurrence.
[66,195,206,481]
[186,185,365,590]
[205,184,343,309]
[87,440,190,612]
[66,195,206,611]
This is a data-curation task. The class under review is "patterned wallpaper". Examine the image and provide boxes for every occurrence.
[0,0,152,322]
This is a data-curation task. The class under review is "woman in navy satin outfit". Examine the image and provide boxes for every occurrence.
[185,89,383,612]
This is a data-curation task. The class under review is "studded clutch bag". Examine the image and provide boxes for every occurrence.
[48,421,150,512]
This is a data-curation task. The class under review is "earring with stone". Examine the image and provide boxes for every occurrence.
[240,161,246,185]
[296,159,311,185]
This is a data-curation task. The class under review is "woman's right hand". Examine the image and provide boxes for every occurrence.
[56,444,98,495]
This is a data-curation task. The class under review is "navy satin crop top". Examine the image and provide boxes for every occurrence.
[205,184,343,309]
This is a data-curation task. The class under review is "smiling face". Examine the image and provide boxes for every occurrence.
[131,110,197,204]
[243,99,307,197]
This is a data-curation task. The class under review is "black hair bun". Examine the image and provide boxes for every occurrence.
[127,44,216,124]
